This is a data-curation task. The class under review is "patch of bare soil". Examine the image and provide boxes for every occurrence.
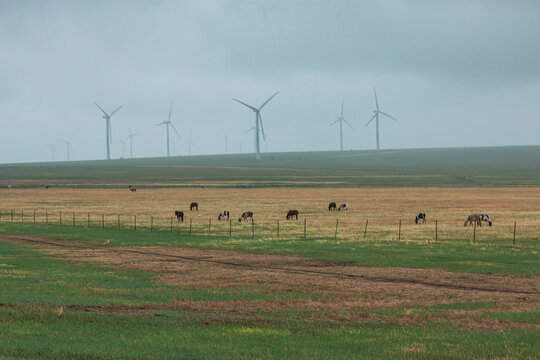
[2,235,539,330]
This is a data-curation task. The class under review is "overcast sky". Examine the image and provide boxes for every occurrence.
[1,0,539,163]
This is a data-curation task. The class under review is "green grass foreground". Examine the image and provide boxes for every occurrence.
[0,240,538,359]
[1,222,538,276]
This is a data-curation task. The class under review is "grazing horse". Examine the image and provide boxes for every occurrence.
[328,202,337,211]
[338,203,348,211]
[218,210,230,220]
[128,185,136,192]
[286,210,299,220]
[174,211,184,223]
[480,214,493,227]
[415,212,426,224]
[464,214,483,227]
[190,202,198,211]
[238,211,253,222]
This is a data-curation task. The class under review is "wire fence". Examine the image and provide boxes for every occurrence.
[0,209,538,246]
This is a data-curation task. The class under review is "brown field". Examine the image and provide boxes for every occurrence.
[1,187,539,242]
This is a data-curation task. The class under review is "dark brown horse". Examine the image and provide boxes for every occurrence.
[328,202,337,211]
[175,211,184,222]
[239,211,253,222]
[190,202,198,211]
[464,214,482,227]
[286,210,299,220]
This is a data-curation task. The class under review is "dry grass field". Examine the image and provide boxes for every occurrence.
[1,187,539,244]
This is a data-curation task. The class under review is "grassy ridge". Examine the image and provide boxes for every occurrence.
[1,146,539,187]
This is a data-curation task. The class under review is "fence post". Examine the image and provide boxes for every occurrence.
[513,222,516,245]
[118,214,120,230]
[45,211,48,224]
[398,219,401,241]
[150,216,153,231]
[229,219,232,237]
[303,218,307,238]
[21,210,23,223]
[11,209,13,222]
[334,219,339,238]
[72,212,75,226]
[251,219,254,237]
[208,219,211,235]
[87,213,90,228]
[60,211,62,225]
[277,219,279,238]
[102,214,104,229]
[435,220,438,243]
[473,221,476,244]
[364,219,368,239]
[33,210,36,224]
[170,217,173,232]
[189,218,192,234]
[134,215,137,231]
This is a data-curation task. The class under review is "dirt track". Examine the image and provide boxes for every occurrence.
[2,235,539,330]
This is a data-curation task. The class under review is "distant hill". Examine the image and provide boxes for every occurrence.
[1,146,539,188]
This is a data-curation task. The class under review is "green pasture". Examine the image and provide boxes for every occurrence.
[0,238,538,359]
[1,145,539,187]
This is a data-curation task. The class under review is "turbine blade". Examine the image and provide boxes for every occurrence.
[94,102,109,117]
[156,121,167,126]
[343,118,355,130]
[258,91,279,110]
[233,98,258,111]
[365,113,377,127]
[170,122,180,138]
[374,87,379,110]
[379,111,397,121]
[258,113,266,141]
[330,119,340,126]
[245,127,255,134]
[168,102,173,122]
[109,105,123,117]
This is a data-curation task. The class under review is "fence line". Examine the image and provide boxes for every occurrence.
[0,208,538,246]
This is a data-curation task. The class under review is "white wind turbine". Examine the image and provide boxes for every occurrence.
[127,127,139,159]
[330,99,354,151]
[233,91,278,160]
[157,102,180,157]
[365,88,397,151]
[95,103,123,160]
[45,141,58,161]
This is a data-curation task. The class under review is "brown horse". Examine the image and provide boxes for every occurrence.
[286,210,299,220]
[464,214,483,227]
[239,211,253,222]
[190,202,198,211]
[328,202,337,211]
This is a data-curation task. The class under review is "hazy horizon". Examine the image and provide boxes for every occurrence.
[1,1,539,164]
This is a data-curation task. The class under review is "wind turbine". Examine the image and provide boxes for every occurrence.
[365,88,397,151]
[330,99,354,151]
[119,139,126,158]
[233,91,278,160]
[95,103,123,160]
[61,139,72,161]
[236,140,244,153]
[246,126,256,153]
[127,127,139,159]
[183,130,197,156]
[45,141,58,161]
[157,102,180,157]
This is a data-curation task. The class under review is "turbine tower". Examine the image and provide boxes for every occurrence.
[45,141,58,161]
[62,139,71,161]
[119,139,126,158]
[127,127,139,159]
[95,103,123,160]
[233,91,278,160]
[157,102,180,157]
[365,88,397,151]
[184,130,197,156]
[330,99,354,151]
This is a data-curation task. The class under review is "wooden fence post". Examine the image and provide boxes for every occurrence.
[150,216,153,231]
[118,214,120,230]
[72,212,75,226]
[134,215,137,231]
[60,211,62,225]
[364,219,368,239]
[102,214,104,229]
[208,219,211,235]
[33,210,36,224]
[435,220,438,242]
[473,221,476,244]
[87,213,90,228]
[21,210,23,223]
[398,219,401,241]
[303,218,307,238]
[10,209,13,222]
[229,219,232,237]
[334,219,339,238]
[251,219,254,237]
[170,217,173,232]
[45,211,48,224]
[189,218,192,234]
[277,219,279,238]
[513,222,516,245]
